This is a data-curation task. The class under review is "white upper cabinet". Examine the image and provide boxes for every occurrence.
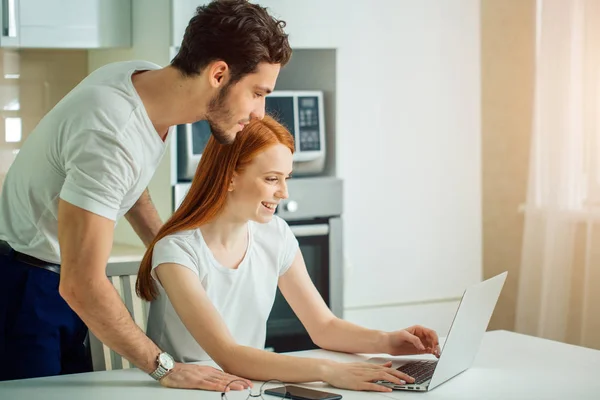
[0,0,131,49]
[171,0,204,48]
[170,0,340,49]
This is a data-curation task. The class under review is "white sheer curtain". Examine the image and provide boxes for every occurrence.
[515,0,600,349]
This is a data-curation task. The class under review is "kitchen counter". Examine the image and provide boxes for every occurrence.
[109,243,146,264]
[107,243,146,276]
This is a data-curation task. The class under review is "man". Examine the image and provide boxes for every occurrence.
[0,0,291,390]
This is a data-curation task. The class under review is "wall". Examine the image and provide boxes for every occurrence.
[0,1,484,338]
[237,0,483,336]
[0,49,88,191]
[481,0,535,331]
[0,0,545,338]
[119,0,482,336]
[87,0,172,247]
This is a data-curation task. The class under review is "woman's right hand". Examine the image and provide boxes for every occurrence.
[322,361,414,392]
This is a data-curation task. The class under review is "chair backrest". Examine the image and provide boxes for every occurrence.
[89,260,150,371]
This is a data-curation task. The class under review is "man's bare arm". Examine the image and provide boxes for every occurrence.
[57,199,161,373]
[125,189,163,247]
[57,200,251,391]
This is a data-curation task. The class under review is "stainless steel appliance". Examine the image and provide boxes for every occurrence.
[175,90,327,182]
[175,120,210,181]
[265,91,326,177]
[172,177,343,352]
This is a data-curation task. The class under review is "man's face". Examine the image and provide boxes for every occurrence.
[206,62,280,144]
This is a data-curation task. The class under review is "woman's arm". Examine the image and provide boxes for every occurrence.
[155,263,410,390]
[278,251,440,356]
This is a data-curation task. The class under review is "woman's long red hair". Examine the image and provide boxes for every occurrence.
[136,116,295,301]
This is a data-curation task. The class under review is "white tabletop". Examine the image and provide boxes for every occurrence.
[1,330,599,400]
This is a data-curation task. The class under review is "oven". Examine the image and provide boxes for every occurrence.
[265,216,343,352]
[172,177,344,353]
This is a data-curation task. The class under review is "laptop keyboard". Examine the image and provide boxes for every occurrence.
[397,360,438,384]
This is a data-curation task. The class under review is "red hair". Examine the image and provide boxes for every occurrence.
[136,116,294,301]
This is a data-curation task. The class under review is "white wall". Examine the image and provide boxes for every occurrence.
[249,0,483,331]
[87,0,173,247]
[127,0,483,334]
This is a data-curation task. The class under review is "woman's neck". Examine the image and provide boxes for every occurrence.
[200,215,249,270]
[200,214,248,251]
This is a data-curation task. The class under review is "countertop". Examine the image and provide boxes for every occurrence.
[108,243,146,264]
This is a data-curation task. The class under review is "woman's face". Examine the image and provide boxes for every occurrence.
[227,143,293,223]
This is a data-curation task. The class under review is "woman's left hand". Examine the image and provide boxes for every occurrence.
[385,325,441,357]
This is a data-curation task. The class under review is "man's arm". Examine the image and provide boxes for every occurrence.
[125,189,163,247]
[58,199,161,372]
[57,199,251,391]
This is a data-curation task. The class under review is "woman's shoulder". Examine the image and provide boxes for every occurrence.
[154,229,203,252]
[151,229,207,273]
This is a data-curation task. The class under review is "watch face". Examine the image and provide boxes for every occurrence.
[159,353,174,369]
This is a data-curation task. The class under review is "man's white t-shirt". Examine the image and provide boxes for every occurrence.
[0,60,171,264]
[146,215,299,363]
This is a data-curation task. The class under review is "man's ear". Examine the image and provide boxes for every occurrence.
[208,61,229,89]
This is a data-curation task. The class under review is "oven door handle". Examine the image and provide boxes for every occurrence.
[289,224,329,237]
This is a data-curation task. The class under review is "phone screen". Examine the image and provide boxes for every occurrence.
[264,385,342,400]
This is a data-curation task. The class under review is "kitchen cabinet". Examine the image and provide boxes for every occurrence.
[0,0,131,49]
[170,0,338,49]
[171,0,203,48]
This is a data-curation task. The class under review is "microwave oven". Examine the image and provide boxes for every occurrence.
[176,90,326,182]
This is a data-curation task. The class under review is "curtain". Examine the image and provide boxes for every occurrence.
[516,0,600,349]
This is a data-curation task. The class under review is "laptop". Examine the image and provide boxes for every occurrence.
[375,271,507,392]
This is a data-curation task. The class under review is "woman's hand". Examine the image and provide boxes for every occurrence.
[321,361,414,392]
[385,325,441,357]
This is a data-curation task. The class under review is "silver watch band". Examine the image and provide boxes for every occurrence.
[150,364,169,380]
[150,352,174,381]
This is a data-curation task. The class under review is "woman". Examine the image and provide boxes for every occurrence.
[136,116,440,392]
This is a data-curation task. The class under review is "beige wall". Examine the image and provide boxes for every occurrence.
[88,0,172,247]
[481,0,535,331]
[0,0,172,248]
[0,49,88,190]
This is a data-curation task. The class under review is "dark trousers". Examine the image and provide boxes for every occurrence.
[0,252,92,381]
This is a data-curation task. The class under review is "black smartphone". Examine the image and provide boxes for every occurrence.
[264,385,342,400]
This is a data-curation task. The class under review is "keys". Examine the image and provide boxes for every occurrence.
[397,360,437,384]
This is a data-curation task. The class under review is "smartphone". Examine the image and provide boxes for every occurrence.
[264,385,342,400]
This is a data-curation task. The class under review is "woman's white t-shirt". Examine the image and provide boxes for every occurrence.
[146,215,299,362]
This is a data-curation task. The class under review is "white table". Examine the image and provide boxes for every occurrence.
[1,330,599,400]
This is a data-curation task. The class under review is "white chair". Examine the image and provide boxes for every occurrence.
[89,260,149,371]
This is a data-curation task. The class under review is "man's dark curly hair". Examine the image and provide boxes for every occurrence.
[171,0,292,84]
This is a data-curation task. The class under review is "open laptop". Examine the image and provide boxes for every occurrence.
[375,271,507,392]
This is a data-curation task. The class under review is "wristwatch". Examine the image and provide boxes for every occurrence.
[149,352,175,380]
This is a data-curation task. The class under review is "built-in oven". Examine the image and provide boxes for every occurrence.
[172,176,343,353]
[265,216,343,352]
